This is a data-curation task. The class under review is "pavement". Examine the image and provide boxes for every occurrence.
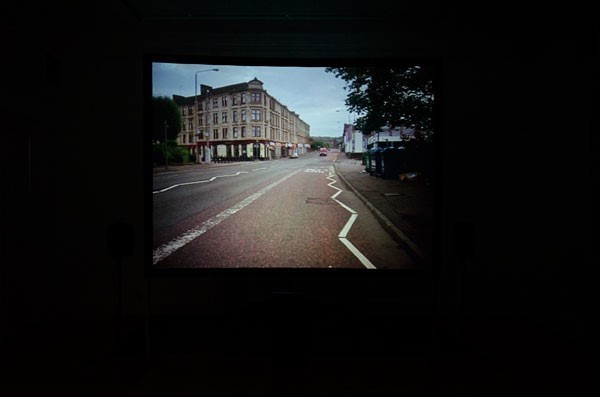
[153,153,433,266]
[153,160,253,173]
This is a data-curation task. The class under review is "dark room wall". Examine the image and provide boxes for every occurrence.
[2,0,595,393]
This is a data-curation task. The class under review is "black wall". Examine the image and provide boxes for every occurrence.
[2,1,596,394]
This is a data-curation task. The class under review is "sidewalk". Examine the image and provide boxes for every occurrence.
[333,154,434,266]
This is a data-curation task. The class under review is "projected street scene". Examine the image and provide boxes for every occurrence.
[151,62,435,269]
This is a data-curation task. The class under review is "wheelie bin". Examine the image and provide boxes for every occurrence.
[382,147,397,179]
[371,147,383,177]
[364,150,371,172]
[382,147,406,179]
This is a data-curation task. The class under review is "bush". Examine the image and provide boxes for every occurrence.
[152,142,191,165]
[170,146,189,163]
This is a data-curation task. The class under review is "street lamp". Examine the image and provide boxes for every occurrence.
[194,68,219,164]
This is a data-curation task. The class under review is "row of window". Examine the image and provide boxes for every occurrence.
[183,109,274,130]
[196,126,263,140]
[200,109,264,124]
[181,92,264,116]
[206,109,263,123]
[185,112,305,128]
[212,91,262,106]
[181,127,296,143]
[268,99,292,118]
[183,115,306,136]
[182,106,302,130]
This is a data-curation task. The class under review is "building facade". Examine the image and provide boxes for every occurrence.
[366,126,416,149]
[173,78,310,162]
[343,123,365,156]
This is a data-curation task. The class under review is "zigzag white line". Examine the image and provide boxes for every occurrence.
[326,170,376,269]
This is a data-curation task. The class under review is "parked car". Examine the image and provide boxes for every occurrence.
[319,147,328,156]
[290,151,299,158]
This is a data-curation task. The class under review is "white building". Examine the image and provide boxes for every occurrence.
[366,126,416,149]
[343,123,365,155]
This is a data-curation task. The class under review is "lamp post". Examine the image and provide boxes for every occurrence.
[194,68,219,164]
[206,88,212,163]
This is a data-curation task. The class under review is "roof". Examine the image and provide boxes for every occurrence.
[172,94,196,106]
[205,82,251,96]
[173,79,265,105]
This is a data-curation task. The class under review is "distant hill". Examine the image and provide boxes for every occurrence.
[312,136,342,140]
[310,136,343,148]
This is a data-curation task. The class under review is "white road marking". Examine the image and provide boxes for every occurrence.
[153,171,248,194]
[338,213,358,238]
[153,169,301,265]
[338,238,377,269]
[326,170,376,269]
[305,168,329,173]
[252,167,269,171]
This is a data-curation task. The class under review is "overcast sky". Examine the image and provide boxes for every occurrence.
[152,63,356,137]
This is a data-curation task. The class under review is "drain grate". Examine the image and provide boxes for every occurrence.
[305,198,332,205]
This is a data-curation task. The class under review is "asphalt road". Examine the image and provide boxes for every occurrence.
[153,151,415,269]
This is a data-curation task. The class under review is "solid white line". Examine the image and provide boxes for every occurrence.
[326,175,376,269]
[153,171,248,194]
[332,197,357,214]
[153,169,301,265]
[339,238,377,269]
[338,213,358,238]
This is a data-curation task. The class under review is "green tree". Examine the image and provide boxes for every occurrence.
[153,142,190,165]
[151,96,182,143]
[309,139,326,150]
[326,65,434,139]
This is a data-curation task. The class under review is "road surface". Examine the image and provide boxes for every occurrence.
[152,151,414,269]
